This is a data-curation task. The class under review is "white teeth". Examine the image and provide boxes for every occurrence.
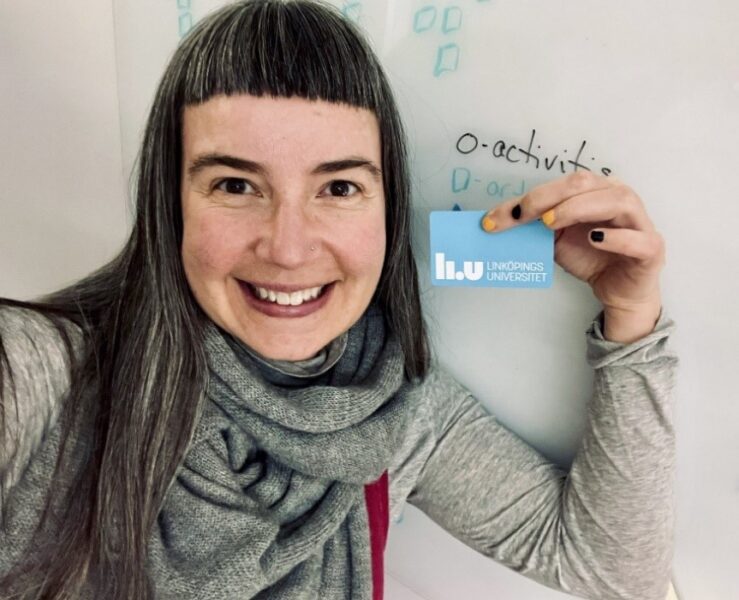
[253,285,325,306]
[276,292,290,305]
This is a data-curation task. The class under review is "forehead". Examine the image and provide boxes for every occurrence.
[181,94,381,163]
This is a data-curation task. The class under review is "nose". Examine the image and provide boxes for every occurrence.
[255,202,318,269]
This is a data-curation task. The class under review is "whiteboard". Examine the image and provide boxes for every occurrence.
[2,1,738,598]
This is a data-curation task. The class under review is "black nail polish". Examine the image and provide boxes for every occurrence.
[590,230,605,243]
[511,204,522,220]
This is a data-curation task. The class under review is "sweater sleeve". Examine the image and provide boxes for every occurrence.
[0,306,79,498]
[404,310,678,600]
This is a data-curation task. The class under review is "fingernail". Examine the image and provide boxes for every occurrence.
[481,215,496,232]
[541,209,556,227]
[511,204,522,220]
[590,230,605,242]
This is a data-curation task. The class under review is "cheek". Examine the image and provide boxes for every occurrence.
[182,212,247,281]
[339,213,386,280]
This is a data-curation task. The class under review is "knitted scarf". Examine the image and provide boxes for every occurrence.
[147,305,412,599]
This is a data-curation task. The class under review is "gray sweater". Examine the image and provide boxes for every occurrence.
[0,306,678,599]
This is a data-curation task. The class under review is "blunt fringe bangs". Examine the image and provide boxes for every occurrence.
[178,0,385,108]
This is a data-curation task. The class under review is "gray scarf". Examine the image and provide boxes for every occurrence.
[147,305,412,599]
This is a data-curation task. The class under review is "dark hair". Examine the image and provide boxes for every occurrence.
[0,1,428,597]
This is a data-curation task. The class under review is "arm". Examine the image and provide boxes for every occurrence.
[0,306,79,501]
[405,310,677,600]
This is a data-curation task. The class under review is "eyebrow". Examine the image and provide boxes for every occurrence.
[186,153,382,182]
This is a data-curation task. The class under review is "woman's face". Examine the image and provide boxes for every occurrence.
[180,94,386,360]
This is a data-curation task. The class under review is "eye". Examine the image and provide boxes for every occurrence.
[215,177,258,195]
[321,180,360,197]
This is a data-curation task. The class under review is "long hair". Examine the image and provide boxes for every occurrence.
[0,1,429,597]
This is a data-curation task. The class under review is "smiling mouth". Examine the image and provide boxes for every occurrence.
[240,281,333,307]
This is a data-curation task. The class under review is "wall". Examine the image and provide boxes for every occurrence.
[0,0,127,299]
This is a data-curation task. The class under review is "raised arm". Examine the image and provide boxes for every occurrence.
[401,311,677,600]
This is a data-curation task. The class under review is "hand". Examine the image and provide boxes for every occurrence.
[481,172,665,343]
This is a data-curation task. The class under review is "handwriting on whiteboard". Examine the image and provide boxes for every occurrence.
[451,170,527,200]
[456,130,613,177]
[177,0,194,38]
[341,1,363,22]
[413,0,493,77]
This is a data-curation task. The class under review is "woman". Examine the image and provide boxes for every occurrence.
[0,1,676,599]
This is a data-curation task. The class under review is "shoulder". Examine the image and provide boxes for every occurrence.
[404,363,482,437]
[0,305,84,390]
[0,302,83,343]
[388,363,482,519]
[1,305,84,491]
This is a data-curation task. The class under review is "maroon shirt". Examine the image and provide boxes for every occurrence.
[363,470,389,600]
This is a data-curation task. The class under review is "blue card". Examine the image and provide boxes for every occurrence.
[430,210,554,288]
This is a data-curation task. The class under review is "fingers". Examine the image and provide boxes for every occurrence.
[539,187,654,232]
[588,227,665,263]
[482,171,635,232]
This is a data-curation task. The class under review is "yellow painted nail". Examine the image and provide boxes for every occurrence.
[541,209,556,227]
[481,215,496,232]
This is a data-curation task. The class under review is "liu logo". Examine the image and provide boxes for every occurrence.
[434,252,483,281]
